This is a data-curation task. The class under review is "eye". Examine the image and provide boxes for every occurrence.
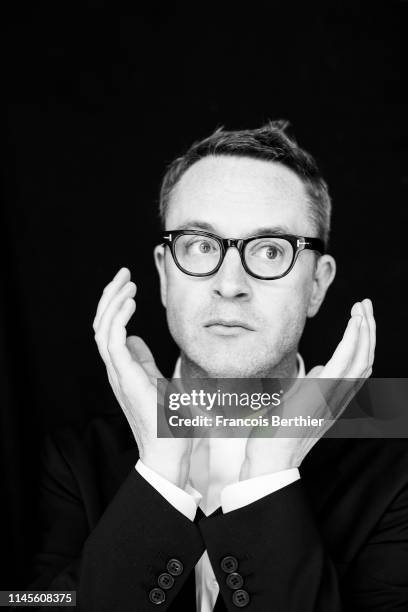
[185,238,218,254]
[248,241,284,260]
[264,245,281,260]
[198,241,213,254]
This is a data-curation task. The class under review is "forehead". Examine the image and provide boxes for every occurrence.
[166,155,314,236]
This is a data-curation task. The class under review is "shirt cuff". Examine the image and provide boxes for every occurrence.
[221,468,300,513]
[135,459,202,521]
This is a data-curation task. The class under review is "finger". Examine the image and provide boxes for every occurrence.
[347,302,371,378]
[323,305,363,377]
[350,301,364,318]
[359,299,372,372]
[360,298,375,373]
[106,364,122,403]
[94,281,136,364]
[108,299,155,394]
[93,267,130,331]
[362,298,376,371]
[96,279,136,338]
[94,281,136,367]
[108,297,138,375]
[326,301,370,419]
[93,267,131,331]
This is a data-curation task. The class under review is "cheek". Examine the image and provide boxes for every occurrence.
[164,274,205,336]
[256,280,311,337]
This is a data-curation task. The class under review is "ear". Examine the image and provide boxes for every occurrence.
[307,254,336,318]
[153,244,168,308]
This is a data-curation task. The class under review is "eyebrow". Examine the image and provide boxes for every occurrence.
[173,220,293,238]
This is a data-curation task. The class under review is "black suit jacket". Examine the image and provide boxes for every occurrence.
[29,412,408,611]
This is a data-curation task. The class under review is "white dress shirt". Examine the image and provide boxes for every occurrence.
[135,354,305,611]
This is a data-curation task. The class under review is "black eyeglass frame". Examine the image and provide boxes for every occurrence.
[161,229,325,280]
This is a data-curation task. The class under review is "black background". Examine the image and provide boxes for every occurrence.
[1,0,407,588]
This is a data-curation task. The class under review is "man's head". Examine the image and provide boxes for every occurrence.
[154,121,336,377]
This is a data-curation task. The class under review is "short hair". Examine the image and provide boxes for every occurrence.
[159,120,332,250]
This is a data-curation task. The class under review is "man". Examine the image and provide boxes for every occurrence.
[31,122,408,610]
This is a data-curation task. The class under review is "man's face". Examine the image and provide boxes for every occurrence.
[155,155,330,377]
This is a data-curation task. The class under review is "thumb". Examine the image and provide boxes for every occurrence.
[306,365,325,377]
[126,336,163,378]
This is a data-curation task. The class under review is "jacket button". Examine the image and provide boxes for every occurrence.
[220,555,239,573]
[167,558,184,576]
[148,587,166,604]
[157,572,175,590]
[232,589,250,607]
[226,572,244,590]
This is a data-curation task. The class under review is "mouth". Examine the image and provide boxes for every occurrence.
[204,319,255,334]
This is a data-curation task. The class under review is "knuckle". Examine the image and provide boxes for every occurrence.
[94,331,103,344]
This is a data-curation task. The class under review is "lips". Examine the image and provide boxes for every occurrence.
[205,318,254,330]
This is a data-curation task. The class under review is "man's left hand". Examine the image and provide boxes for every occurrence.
[240,298,376,480]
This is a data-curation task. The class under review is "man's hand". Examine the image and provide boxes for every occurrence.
[93,267,192,488]
[240,299,376,480]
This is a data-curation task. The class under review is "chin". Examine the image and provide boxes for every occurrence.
[191,347,275,378]
[173,327,284,377]
[203,363,249,378]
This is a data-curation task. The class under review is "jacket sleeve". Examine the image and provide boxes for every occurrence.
[341,481,408,611]
[29,433,205,611]
[199,478,408,611]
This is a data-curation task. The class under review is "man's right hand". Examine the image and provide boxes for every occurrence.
[93,267,192,488]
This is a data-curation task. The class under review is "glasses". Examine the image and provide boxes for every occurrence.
[161,230,325,280]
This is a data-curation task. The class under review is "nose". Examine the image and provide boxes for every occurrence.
[211,246,252,299]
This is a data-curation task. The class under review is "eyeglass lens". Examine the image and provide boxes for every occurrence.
[174,234,294,278]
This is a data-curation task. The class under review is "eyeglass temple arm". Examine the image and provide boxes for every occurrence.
[298,237,325,254]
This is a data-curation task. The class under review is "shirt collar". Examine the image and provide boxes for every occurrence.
[173,352,306,378]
